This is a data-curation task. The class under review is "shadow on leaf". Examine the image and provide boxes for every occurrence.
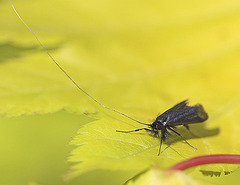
[0,42,60,62]
[163,122,219,146]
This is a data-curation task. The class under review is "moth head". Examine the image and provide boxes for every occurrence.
[151,119,163,131]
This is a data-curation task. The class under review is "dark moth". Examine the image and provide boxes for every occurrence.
[117,100,208,155]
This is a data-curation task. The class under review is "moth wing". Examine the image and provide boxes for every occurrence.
[190,103,208,122]
[159,99,189,119]
[167,103,208,126]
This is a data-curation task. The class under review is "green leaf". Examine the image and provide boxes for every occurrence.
[210,168,240,184]
[2,0,240,182]
[0,111,93,185]
[125,167,214,185]
[189,166,240,184]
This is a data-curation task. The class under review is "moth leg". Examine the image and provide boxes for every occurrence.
[158,133,164,156]
[184,124,189,130]
[116,128,151,133]
[167,127,197,150]
[183,124,198,137]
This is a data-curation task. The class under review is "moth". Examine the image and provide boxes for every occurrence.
[11,1,208,155]
[117,100,208,155]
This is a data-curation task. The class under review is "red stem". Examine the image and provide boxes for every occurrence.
[167,154,240,171]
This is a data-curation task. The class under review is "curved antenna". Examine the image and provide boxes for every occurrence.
[10,0,150,126]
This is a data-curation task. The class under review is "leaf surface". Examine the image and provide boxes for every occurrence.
[1,0,240,181]
[125,167,214,185]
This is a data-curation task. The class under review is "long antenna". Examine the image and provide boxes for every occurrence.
[10,0,150,126]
